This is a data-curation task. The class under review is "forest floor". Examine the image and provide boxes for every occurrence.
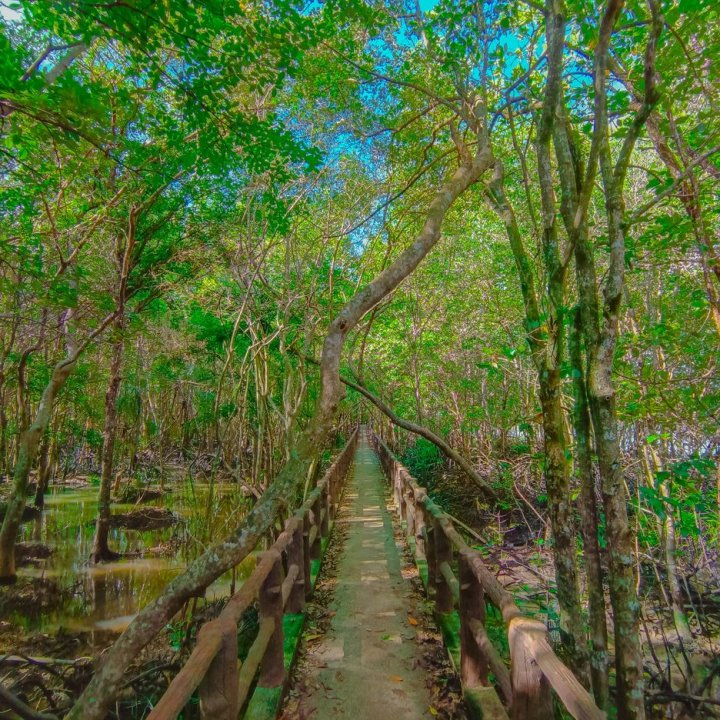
[281,438,465,720]
[3,451,719,718]
[418,463,720,716]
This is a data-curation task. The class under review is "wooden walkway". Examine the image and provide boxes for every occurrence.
[287,436,434,718]
[147,427,606,720]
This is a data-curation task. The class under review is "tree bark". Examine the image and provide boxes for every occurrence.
[487,166,587,673]
[91,319,125,563]
[33,433,52,509]
[487,0,589,664]
[0,357,76,581]
[570,309,609,708]
[0,375,8,480]
[0,299,116,581]
[553,4,660,714]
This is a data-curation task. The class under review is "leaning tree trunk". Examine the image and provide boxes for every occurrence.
[538,367,588,676]
[68,133,494,720]
[570,308,609,708]
[91,324,125,563]
[0,357,76,581]
[329,370,497,499]
[486,164,587,676]
[0,298,117,581]
[33,433,52,509]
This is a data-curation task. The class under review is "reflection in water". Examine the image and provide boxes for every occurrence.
[14,479,255,641]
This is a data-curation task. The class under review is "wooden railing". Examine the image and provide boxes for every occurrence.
[147,429,358,720]
[369,430,605,720]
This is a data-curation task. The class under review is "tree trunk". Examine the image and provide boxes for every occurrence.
[538,368,588,678]
[533,0,587,673]
[570,308,609,708]
[590,394,644,720]
[33,433,52,509]
[0,358,76,581]
[575,188,646,720]
[0,376,8,480]
[486,165,587,677]
[91,325,124,564]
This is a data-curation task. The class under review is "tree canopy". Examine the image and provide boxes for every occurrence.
[0,0,719,717]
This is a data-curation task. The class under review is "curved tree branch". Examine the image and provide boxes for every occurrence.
[340,372,499,500]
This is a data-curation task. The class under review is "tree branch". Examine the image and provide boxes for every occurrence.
[343,373,499,500]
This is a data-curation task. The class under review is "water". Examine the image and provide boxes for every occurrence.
[12,477,256,640]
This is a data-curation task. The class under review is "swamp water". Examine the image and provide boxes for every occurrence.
[10,478,256,642]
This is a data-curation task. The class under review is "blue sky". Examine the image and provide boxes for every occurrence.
[0,2,21,21]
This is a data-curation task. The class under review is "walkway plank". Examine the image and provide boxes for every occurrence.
[291,436,435,719]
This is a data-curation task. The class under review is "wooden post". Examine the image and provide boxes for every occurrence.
[198,620,239,720]
[400,474,407,520]
[334,459,345,510]
[310,496,322,560]
[285,518,305,614]
[258,551,285,688]
[394,469,402,515]
[394,466,403,512]
[509,617,552,720]
[321,483,330,536]
[414,490,426,559]
[302,511,312,600]
[459,551,487,688]
[328,470,337,520]
[404,486,415,541]
[425,520,436,599]
[434,518,453,613]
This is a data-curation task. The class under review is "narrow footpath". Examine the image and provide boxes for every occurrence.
[290,435,436,719]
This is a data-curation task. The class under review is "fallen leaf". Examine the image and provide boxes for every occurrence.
[388,675,404,682]
[429,706,438,716]
[407,615,418,626]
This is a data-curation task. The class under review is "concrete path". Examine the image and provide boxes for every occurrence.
[294,435,434,719]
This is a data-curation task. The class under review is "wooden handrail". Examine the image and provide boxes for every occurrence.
[514,617,604,720]
[147,428,359,720]
[149,624,224,718]
[468,618,512,703]
[281,564,300,608]
[462,550,522,625]
[439,560,460,605]
[368,428,605,720]
[258,549,284,688]
[237,617,275,706]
